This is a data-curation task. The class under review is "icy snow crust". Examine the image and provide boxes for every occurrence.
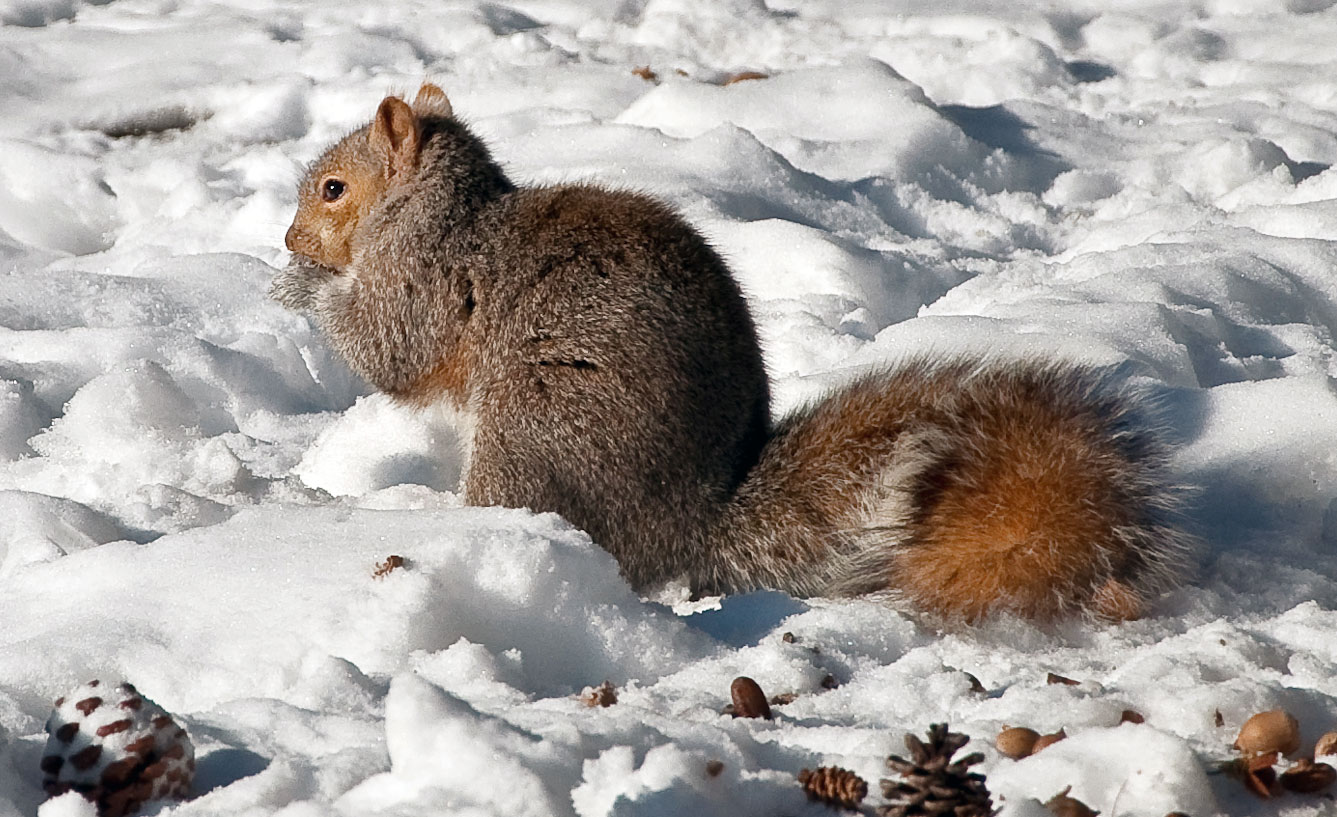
[3,0,1337,814]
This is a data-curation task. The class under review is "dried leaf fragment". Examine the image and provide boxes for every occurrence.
[373,555,405,578]
[632,65,657,82]
[722,71,768,85]
[1222,752,1280,798]
[1120,709,1144,725]
[579,681,617,708]
[705,759,724,778]
[1046,672,1080,686]
[1280,758,1337,793]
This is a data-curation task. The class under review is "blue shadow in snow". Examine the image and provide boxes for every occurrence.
[193,748,271,796]
[683,590,808,647]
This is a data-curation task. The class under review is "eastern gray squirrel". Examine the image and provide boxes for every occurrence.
[273,83,1191,622]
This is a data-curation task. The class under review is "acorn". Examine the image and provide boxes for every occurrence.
[729,677,772,720]
[1234,709,1301,757]
[996,726,1040,759]
[1044,785,1098,817]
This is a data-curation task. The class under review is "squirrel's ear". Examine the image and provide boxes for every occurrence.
[413,83,453,118]
[369,96,421,179]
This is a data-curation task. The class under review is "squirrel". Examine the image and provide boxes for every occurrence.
[272,83,1192,623]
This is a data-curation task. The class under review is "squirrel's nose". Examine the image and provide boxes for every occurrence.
[284,224,300,253]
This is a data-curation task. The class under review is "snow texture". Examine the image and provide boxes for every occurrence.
[3,1,1337,815]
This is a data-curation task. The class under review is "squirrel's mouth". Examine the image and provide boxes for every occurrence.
[287,253,341,274]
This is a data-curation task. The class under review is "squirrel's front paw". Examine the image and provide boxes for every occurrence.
[269,255,337,312]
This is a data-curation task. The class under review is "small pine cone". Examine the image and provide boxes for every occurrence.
[41,680,194,817]
[799,766,868,810]
[878,723,993,817]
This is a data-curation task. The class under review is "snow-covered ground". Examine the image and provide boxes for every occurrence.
[4,0,1337,814]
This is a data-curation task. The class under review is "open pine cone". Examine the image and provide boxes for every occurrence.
[41,680,194,817]
[879,723,993,817]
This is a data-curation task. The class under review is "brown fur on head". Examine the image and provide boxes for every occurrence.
[284,83,454,270]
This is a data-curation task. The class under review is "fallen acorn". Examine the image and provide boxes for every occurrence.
[1234,709,1300,758]
[729,676,772,720]
[1043,785,1098,817]
[995,727,1040,759]
[1280,758,1337,793]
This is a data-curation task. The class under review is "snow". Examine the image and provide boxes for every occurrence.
[4,0,1337,815]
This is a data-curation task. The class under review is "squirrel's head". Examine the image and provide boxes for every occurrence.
[285,83,455,271]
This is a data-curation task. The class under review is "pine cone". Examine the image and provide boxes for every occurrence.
[42,680,194,817]
[799,766,868,810]
[878,723,993,817]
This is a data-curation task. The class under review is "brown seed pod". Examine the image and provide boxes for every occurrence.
[729,677,772,720]
[1046,673,1080,686]
[1032,729,1068,754]
[1234,709,1301,757]
[995,727,1040,759]
[1315,730,1337,757]
[1280,758,1337,793]
[1043,786,1098,817]
[1120,709,1145,725]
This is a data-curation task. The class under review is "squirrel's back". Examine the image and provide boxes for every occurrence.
[455,184,772,587]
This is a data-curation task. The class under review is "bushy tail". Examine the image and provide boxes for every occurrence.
[703,358,1193,622]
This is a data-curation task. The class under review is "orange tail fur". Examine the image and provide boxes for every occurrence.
[707,358,1192,622]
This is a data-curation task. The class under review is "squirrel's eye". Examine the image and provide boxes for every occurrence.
[320,178,346,202]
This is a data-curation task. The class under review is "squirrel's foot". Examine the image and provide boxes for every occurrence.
[269,254,337,312]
